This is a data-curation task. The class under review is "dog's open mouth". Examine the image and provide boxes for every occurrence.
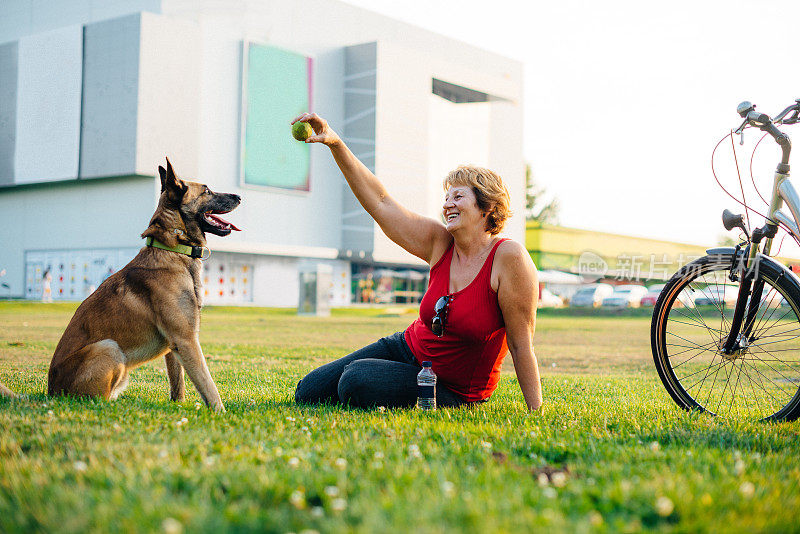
[203,210,241,232]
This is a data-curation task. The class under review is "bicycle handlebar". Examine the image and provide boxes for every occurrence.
[735,99,795,166]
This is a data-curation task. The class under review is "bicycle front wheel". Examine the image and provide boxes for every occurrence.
[652,254,800,422]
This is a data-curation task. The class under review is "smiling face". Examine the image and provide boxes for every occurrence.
[443,186,485,233]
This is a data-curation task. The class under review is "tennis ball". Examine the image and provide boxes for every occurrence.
[292,121,313,141]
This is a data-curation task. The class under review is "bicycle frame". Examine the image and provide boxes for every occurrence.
[721,117,796,355]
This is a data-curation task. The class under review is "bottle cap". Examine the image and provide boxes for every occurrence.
[422,361,432,368]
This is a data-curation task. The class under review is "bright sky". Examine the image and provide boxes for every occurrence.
[342,0,800,255]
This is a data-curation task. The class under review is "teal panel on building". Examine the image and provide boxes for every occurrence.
[243,43,312,191]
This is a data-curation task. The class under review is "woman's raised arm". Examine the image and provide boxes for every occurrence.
[292,113,450,264]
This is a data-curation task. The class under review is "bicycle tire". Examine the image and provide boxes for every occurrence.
[652,253,800,422]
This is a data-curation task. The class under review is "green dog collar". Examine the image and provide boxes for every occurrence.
[145,237,210,259]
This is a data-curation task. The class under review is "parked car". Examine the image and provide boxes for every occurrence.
[602,285,649,308]
[538,288,564,308]
[570,283,614,307]
[694,285,738,306]
[640,284,666,307]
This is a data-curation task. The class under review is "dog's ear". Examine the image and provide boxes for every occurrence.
[159,157,188,201]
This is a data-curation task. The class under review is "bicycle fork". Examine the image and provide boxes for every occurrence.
[720,227,778,358]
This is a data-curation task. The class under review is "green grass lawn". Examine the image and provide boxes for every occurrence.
[1,302,798,533]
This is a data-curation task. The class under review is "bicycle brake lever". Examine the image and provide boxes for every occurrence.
[734,119,748,139]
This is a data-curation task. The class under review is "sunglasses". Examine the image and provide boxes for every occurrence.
[431,295,452,337]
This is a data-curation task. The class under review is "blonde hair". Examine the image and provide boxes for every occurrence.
[443,165,512,235]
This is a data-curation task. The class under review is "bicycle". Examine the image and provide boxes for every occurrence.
[651,98,800,422]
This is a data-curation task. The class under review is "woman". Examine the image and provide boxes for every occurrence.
[292,113,543,412]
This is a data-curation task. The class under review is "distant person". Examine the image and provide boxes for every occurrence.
[363,272,375,303]
[42,269,53,303]
[292,113,542,411]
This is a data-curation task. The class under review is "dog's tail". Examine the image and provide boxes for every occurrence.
[0,381,16,399]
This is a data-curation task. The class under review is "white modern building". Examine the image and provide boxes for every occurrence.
[0,0,524,306]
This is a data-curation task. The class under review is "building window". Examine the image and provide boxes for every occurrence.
[432,78,490,104]
[241,43,313,191]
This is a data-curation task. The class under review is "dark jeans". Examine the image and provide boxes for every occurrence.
[294,331,469,409]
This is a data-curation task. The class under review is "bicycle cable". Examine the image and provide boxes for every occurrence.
[749,132,770,207]
[711,126,800,243]
[729,129,751,230]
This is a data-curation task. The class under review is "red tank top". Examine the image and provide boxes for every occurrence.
[404,239,509,401]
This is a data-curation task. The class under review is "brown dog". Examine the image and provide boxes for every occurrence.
[0,159,240,411]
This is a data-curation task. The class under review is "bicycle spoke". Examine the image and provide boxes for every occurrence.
[746,346,800,393]
[714,359,737,416]
[740,357,785,413]
[727,358,745,417]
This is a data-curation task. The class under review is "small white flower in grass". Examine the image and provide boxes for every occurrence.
[589,511,603,526]
[324,486,340,497]
[162,517,183,534]
[408,444,422,459]
[480,441,492,451]
[176,417,188,427]
[334,458,347,470]
[739,481,755,498]
[441,481,455,497]
[274,447,283,456]
[286,416,295,422]
[537,473,549,487]
[287,457,300,468]
[734,459,745,475]
[311,506,324,518]
[113,423,121,432]
[159,449,168,459]
[543,487,557,498]
[371,461,383,470]
[373,451,384,459]
[655,496,674,517]
[204,456,216,467]
[289,490,305,509]
[331,498,347,511]
[47,410,53,417]
[551,472,567,488]
[377,406,386,413]
[649,441,660,452]
[195,402,202,411]
[73,461,88,472]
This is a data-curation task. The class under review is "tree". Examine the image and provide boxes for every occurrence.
[525,163,560,223]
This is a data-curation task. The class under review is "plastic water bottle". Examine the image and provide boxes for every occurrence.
[417,361,436,410]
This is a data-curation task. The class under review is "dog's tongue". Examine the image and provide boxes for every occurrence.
[208,213,241,231]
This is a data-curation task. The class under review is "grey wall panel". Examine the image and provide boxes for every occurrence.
[15,26,83,182]
[79,14,141,178]
[135,12,201,177]
[342,42,377,255]
[0,42,18,185]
